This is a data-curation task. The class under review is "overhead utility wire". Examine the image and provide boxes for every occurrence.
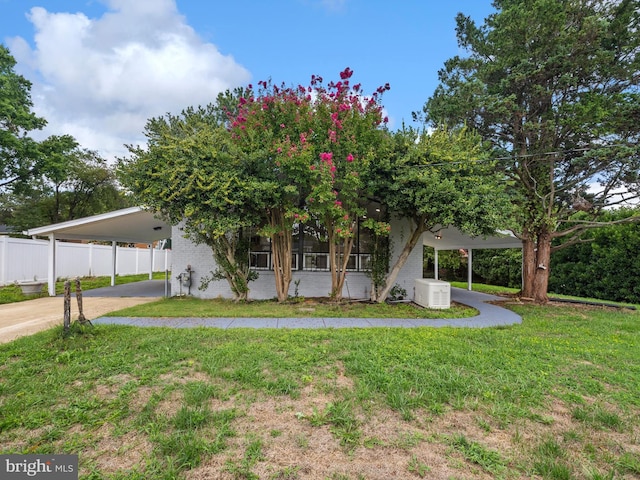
[408,143,635,168]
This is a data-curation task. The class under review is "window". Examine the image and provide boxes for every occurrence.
[249,219,375,272]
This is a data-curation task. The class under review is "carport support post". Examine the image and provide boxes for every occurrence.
[47,233,56,296]
[467,248,473,291]
[111,241,117,287]
[434,248,439,280]
[149,244,154,280]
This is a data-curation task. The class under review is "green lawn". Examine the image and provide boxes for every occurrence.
[106,296,477,319]
[1,301,638,479]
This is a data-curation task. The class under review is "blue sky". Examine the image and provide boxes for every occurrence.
[0,0,496,160]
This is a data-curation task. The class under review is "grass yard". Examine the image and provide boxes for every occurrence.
[105,296,477,319]
[1,300,639,479]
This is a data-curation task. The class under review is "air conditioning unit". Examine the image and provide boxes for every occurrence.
[414,279,451,309]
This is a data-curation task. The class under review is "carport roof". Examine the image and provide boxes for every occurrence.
[423,226,522,250]
[25,206,171,244]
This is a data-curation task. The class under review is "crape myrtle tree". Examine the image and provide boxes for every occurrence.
[228,79,315,302]
[424,0,640,303]
[230,68,389,301]
[370,127,512,302]
[306,68,390,300]
[118,104,263,301]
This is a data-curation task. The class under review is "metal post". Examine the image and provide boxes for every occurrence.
[48,234,57,296]
[111,241,117,286]
[467,248,473,291]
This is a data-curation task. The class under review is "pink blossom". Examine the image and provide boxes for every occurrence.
[320,152,333,162]
[340,68,353,80]
[335,200,342,206]
[330,165,336,173]
[280,123,286,128]
[310,165,316,170]
[346,154,354,162]
[277,147,282,153]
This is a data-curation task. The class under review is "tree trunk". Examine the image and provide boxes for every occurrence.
[331,234,355,301]
[375,219,426,303]
[270,210,292,302]
[327,219,357,302]
[520,226,551,303]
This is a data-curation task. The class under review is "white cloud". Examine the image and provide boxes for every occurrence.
[7,0,250,161]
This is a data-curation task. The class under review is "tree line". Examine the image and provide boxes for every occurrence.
[0,46,130,233]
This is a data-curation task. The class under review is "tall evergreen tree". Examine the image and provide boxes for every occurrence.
[424,0,640,302]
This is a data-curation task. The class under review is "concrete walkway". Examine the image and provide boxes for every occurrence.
[1,284,521,345]
[93,288,522,329]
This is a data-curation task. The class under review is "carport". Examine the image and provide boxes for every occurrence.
[423,226,522,290]
[25,207,171,296]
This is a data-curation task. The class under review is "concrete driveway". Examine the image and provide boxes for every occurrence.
[0,280,165,344]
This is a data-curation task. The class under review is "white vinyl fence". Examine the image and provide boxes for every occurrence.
[0,236,171,286]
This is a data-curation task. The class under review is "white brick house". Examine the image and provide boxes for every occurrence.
[170,216,424,301]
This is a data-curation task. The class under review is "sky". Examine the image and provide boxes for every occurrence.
[0,0,497,161]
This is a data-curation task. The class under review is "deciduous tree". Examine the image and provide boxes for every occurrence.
[371,127,511,302]
[119,104,261,300]
[3,135,128,231]
[0,45,46,192]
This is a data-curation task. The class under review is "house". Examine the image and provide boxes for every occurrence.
[171,215,423,300]
[26,207,522,300]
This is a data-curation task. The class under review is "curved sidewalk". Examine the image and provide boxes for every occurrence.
[93,288,522,329]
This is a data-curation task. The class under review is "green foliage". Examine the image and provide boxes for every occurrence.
[472,249,523,289]
[550,209,640,303]
[448,434,506,475]
[362,218,391,298]
[118,104,260,300]
[407,454,431,477]
[0,46,47,192]
[425,0,640,301]
[2,137,129,231]
[371,126,512,301]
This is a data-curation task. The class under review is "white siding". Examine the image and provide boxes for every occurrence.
[171,216,425,301]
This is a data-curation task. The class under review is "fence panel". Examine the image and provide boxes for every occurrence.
[0,236,49,284]
[0,236,171,285]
